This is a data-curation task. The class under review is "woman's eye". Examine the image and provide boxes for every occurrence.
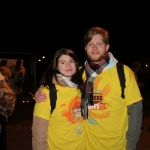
[60,62,65,64]
[70,60,75,63]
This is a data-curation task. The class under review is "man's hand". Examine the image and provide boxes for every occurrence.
[35,85,47,102]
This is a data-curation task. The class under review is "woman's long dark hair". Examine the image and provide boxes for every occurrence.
[39,48,83,90]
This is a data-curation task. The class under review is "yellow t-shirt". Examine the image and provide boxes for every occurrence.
[33,85,85,150]
[82,65,142,150]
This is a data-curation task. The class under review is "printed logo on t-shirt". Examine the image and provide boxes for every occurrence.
[88,88,110,120]
[61,96,83,134]
[61,96,83,124]
[88,89,106,110]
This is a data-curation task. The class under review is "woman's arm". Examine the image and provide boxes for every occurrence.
[32,116,49,150]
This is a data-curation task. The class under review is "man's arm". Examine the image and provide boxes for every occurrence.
[126,101,143,150]
[35,85,47,102]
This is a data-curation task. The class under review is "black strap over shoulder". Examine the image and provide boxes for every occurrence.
[116,62,126,99]
[79,66,85,75]
[49,84,57,114]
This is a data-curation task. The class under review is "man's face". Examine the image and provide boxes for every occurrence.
[85,34,109,63]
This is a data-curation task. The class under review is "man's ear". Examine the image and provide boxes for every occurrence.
[106,44,110,52]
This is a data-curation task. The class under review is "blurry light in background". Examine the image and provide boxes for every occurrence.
[39,59,41,62]
[146,64,148,67]
[42,56,45,59]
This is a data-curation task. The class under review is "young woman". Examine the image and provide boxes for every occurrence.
[32,48,85,150]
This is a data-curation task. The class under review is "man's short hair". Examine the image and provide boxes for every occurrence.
[83,26,109,47]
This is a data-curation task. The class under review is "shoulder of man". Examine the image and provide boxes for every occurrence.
[121,64,134,75]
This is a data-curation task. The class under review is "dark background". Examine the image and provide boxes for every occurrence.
[1,1,150,85]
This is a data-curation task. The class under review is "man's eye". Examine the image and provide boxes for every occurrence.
[88,43,92,46]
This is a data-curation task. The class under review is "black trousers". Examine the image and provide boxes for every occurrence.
[0,115,7,150]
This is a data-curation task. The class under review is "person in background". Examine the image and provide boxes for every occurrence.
[0,60,11,83]
[0,73,7,150]
[131,62,144,87]
[12,59,25,98]
[0,72,16,150]
[13,59,25,83]
[32,48,85,150]
[34,26,143,150]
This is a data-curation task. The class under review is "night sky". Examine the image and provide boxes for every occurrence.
[1,1,150,78]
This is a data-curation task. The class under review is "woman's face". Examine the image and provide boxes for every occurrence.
[57,55,76,79]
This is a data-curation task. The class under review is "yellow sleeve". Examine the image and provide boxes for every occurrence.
[33,87,51,120]
[124,66,143,106]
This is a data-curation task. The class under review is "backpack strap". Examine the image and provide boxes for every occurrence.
[79,66,85,76]
[49,84,57,114]
[116,62,126,99]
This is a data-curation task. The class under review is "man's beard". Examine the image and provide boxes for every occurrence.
[87,54,105,62]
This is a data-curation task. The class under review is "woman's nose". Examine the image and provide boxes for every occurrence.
[66,62,71,67]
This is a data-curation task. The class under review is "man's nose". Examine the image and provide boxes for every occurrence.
[93,44,97,49]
